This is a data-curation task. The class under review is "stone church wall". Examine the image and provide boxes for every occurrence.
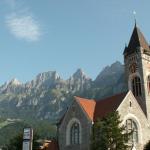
[58,100,92,150]
[117,92,150,150]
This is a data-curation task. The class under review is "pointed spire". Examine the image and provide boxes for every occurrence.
[124,24,150,55]
[134,18,137,28]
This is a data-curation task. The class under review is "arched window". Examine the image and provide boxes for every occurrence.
[126,119,138,143]
[147,76,150,93]
[70,122,80,145]
[132,76,142,96]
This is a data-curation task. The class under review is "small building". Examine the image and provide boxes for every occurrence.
[38,140,59,150]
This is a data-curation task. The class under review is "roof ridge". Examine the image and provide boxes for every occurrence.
[74,96,95,101]
[96,92,127,102]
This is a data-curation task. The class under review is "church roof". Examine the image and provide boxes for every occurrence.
[75,96,96,121]
[124,25,150,55]
[93,92,127,121]
[75,92,127,122]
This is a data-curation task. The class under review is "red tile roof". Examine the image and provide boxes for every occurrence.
[76,92,127,122]
[75,96,96,121]
[93,92,127,121]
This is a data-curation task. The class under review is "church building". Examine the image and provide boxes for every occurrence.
[58,24,150,150]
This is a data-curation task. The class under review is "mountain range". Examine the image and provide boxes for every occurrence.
[0,61,127,122]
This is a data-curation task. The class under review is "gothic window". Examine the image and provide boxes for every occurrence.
[147,76,150,93]
[132,76,142,96]
[70,122,80,145]
[126,119,138,144]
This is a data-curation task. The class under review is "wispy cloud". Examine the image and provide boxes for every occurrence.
[5,0,42,42]
[6,13,41,41]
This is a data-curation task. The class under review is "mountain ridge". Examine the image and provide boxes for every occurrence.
[0,61,127,122]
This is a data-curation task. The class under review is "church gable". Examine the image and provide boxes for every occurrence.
[58,98,93,150]
[117,91,146,118]
[75,96,96,121]
[59,98,93,129]
[117,91,150,148]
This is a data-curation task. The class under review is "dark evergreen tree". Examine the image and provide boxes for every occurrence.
[91,111,129,150]
[144,140,150,150]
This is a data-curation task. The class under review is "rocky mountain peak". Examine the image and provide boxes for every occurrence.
[26,71,61,89]
[72,68,90,80]
[110,61,123,71]
[94,61,124,88]
[95,61,124,80]
[36,71,60,81]
[8,78,22,86]
[67,68,92,92]
[0,78,23,94]
[0,61,127,122]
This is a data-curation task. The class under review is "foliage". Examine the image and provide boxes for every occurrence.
[2,131,40,150]
[0,119,56,147]
[91,111,129,150]
[0,121,28,146]
[144,140,150,150]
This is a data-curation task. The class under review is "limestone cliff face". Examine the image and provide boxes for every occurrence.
[0,69,92,121]
[67,68,92,92]
[0,61,126,121]
[93,61,127,97]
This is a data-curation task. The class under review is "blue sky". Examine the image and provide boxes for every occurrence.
[0,0,150,84]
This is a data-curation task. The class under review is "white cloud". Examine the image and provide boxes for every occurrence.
[6,13,41,42]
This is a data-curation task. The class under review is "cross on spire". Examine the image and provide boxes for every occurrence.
[133,11,137,27]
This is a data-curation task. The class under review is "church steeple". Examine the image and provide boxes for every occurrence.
[124,24,150,119]
[124,25,150,56]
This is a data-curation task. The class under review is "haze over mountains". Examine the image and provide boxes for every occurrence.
[0,61,127,122]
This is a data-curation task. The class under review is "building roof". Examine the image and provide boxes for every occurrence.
[76,92,127,122]
[75,96,96,121]
[39,140,59,150]
[124,25,150,55]
[93,92,127,121]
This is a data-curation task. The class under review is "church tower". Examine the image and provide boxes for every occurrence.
[124,24,150,120]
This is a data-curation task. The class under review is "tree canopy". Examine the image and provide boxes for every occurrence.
[91,111,129,150]
[2,131,40,150]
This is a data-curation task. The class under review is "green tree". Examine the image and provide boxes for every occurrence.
[144,140,150,150]
[2,131,40,150]
[91,111,129,150]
